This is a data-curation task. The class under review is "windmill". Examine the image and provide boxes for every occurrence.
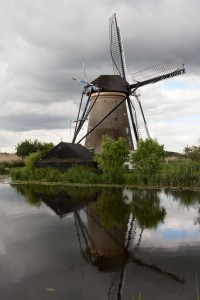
[72,13,185,152]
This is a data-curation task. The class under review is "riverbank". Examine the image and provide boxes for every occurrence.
[8,178,200,192]
[9,160,200,191]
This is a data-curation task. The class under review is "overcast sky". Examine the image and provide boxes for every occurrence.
[0,0,199,153]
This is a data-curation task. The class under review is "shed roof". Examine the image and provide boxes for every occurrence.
[42,142,93,160]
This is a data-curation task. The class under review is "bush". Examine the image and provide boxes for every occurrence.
[65,165,98,184]
[95,136,130,173]
[131,139,166,176]
[25,151,43,169]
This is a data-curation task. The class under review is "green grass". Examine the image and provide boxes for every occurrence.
[0,160,24,175]
[196,273,200,300]
[10,160,200,189]
[132,292,142,300]
[124,160,200,189]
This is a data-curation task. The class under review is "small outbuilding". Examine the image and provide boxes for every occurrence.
[35,141,96,170]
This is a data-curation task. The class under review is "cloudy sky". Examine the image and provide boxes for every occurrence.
[0,0,199,153]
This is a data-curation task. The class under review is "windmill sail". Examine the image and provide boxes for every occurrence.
[130,59,185,89]
[109,13,127,79]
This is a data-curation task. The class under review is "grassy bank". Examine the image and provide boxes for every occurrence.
[0,160,24,175]
[10,160,200,190]
[125,160,200,189]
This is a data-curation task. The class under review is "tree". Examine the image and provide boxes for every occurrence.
[95,136,130,173]
[15,139,54,159]
[25,151,43,169]
[183,140,200,161]
[131,138,166,175]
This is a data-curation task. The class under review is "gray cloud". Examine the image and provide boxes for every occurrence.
[0,0,199,151]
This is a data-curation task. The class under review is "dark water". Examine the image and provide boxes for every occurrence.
[0,183,200,300]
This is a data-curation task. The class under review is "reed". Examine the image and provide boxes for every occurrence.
[196,273,200,300]
[10,160,200,189]
[0,160,24,175]
[124,160,200,189]
[132,292,142,300]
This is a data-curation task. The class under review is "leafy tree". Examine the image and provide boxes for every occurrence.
[15,139,54,159]
[131,138,166,175]
[25,151,43,169]
[183,140,200,161]
[95,136,130,173]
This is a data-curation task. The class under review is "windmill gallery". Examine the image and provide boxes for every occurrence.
[37,14,185,169]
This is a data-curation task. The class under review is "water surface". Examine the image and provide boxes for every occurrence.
[0,183,200,300]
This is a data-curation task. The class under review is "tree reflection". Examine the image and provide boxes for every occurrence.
[131,190,166,229]
[165,189,200,207]
[12,184,42,207]
[11,184,185,298]
[194,207,200,226]
[94,188,130,229]
[11,184,100,214]
[84,188,184,299]
[164,189,200,228]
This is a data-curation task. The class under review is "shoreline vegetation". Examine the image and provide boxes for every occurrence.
[1,137,200,191]
[9,160,200,191]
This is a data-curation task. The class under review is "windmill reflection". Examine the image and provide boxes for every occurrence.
[12,185,185,299]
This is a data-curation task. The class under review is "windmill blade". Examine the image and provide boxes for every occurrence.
[133,92,151,139]
[109,13,127,79]
[126,96,141,143]
[72,93,91,143]
[129,59,186,89]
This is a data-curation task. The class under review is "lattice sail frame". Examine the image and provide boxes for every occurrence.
[130,59,186,88]
[109,13,127,79]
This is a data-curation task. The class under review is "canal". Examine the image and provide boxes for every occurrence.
[0,183,200,299]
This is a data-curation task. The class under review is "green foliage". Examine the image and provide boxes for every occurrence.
[183,140,200,161]
[10,164,126,185]
[131,138,166,175]
[124,160,200,188]
[0,160,24,175]
[10,165,99,184]
[132,292,142,300]
[25,151,43,169]
[95,136,130,173]
[64,165,98,184]
[196,273,200,300]
[100,171,125,184]
[11,167,61,182]
[15,139,54,159]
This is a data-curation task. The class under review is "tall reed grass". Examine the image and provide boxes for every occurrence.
[125,160,200,189]
[0,160,24,175]
[10,160,200,189]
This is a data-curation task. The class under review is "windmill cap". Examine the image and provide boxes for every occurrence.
[91,75,130,94]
